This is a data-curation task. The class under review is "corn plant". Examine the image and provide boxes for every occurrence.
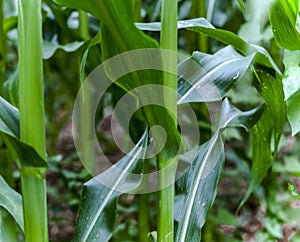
[0,0,299,241]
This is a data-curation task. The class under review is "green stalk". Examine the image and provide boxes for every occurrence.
[132,0,142,22]
[0,0,6,92]
[137,194,150,241]
[158,0,178,241]
[198,0,208,53]
[137,193,150,241]
[78,11,96,174]
[79,10,89,40]
[137,160,151,242]
[191,0,208,52]
[18,0,48,241]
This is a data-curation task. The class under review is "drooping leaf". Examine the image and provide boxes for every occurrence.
[79,32,101,84]
[269,0,300,50]
[0,97,47,171]
[0,176,23,231]
[136,18,281,74]
[43,40,85,59]
[174,99,264,241]
[283,50,300,135]
[177,46,256,103]
[239,68,286,208]
[73,131,148,242]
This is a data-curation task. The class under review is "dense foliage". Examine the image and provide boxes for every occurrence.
[0,0,300,241]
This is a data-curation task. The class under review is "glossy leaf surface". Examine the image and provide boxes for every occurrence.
[136,18,281,73]
[0,176,23,231]
[174,99,264,241]
[177,46,255,103]
[240,68,286,207]
[73,131,148,242]
[269,0,300,50]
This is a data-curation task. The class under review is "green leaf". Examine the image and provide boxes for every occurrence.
[273,156,300,176]
[174,99,264,241]
[0,176,23,231]
[177,46,256,103]
[288,183,300,200]
[136,18,281,73]
[269,0,300,50]
[283,50,300,135]
[79,32,101,84]
[237,0,246,14]
[264,217,283,239]
[148,231,158,242]
[73,131,148,242]
[56,0,182,161]
[3,16,17,33]
[43,40,85,59]
[239,68,286,208]
[208,207,240,226]
[0,97,47,171]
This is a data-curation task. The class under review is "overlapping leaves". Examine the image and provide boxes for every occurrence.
[54,1,287,241]
[0,97,47,172]
[270,0,300,135]
[174,99,264,241]
[269,0,300,50]
[55,0,182,162]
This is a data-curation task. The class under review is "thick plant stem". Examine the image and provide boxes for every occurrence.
[160,0,177,115]
[18,0,48,241]
[158,0,178,241]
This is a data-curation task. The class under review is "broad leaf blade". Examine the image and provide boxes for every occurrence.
[177,46,255,103]
[0,97,47,170]
[175,99,264,241]
[56,0,182,161]
[269,0,300,50]
[0,176,23,231]
[240,68,286,208]
[283,50,300,135]
[73,131,148,242]
[137,18,281,74]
